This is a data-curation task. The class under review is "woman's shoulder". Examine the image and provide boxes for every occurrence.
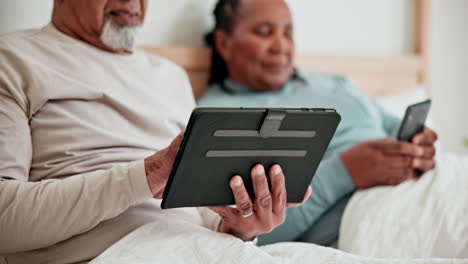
[297,70,377,111]
[197,83,230,106]
[296,70,352,92]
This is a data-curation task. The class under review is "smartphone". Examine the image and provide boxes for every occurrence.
[397,99,431,142]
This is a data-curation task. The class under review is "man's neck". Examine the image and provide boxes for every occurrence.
[51,20,132,56]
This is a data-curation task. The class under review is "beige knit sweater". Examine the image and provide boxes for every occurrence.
[0,24,220,264]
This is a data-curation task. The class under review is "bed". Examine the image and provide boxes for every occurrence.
[89,153,468,264]
[92,0,468,262]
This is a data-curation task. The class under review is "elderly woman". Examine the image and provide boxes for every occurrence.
[199,0,438,246]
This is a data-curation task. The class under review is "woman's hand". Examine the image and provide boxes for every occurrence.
[209,164,312,241]
[341,129,437,189]
[411,127,438,172]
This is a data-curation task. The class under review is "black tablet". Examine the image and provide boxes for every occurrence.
[162,107,341,209]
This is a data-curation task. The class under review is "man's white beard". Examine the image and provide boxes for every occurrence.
[100,17,141,52]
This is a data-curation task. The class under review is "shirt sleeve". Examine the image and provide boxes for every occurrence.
[0,84,153,254]
[258,154,354,244]
[339,77,401,138]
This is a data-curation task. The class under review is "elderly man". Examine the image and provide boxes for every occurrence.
[0,1,310,263]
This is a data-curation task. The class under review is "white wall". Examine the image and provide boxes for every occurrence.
[0,1,53,32]
[1,0,467,153]
[430,0,468,154]
[0,0,414,54]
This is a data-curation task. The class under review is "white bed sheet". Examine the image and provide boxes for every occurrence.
[338,152,468,259]
[90,214,465,264]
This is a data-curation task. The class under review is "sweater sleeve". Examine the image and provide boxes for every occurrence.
[0,84,153,254]
[258,154,354,244]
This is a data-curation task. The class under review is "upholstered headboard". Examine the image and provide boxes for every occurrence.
[140,0,430,99]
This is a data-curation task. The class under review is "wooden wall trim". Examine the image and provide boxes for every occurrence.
[415,0,430,87]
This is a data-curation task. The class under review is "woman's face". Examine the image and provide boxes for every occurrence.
[215,0,295,92]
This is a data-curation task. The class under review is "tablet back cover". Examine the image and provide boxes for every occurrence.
[162,108,340,209]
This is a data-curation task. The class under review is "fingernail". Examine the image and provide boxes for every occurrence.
[233,177,242,187]
[255,166,265,177]
[413,159,421,167]
[273,165,282,176]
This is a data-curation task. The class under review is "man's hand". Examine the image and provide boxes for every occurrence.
[341,127,437,189]
[144,132,184,199]
[209,164,312,241]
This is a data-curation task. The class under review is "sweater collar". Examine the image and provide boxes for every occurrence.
[221,70,307,95]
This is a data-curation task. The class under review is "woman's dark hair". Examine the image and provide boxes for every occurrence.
[205,0,242,85]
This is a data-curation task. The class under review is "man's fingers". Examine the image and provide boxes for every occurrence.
[287,186,312,208]
[169,131,185,152]
[412,158,436,171]
[269,165,287,215]
[251,164,272,218]
[208,206,237,222]
[412,127,438,145]
[229,176,254,218]
[303,186,312,201]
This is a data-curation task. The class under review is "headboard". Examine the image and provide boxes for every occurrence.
[140,0,429,99]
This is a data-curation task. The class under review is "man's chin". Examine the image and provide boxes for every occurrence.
[100,18,141,52]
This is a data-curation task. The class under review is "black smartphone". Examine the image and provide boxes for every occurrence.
[397,99,431,142]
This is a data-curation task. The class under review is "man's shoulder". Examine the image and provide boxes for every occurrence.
[139,51,188,76]
[0,28,45,50]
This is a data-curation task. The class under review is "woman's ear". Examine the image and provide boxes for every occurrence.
[214,30,232,62]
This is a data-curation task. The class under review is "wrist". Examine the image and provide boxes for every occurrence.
[218,220,256,242]
[144,157,164,197]
[340,151,361,188]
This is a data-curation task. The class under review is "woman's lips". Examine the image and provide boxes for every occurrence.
[262,63,290,74]
[109,11,140,25]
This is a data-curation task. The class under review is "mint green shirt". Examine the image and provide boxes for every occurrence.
[197,71,400,244]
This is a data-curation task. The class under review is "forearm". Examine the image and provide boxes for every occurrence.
[0,160,152,254]
[310,155,356,208]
